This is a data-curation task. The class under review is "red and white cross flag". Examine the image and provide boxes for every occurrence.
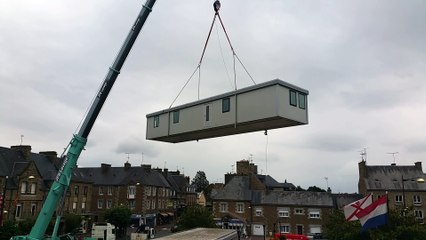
[343,194,373,221]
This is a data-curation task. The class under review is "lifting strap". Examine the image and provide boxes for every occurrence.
[169,0,255,108]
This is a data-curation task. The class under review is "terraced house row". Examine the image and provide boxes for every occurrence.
[0,145,197,227]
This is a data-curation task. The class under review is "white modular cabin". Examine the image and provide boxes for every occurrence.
[146,79,309,143]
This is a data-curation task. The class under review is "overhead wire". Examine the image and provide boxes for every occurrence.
[169,0,256,108]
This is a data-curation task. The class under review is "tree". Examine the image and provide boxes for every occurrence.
[191,171,209,193]
[323,208,426,240]
[0,220,18,240]
[176,205,216,231]
[64,213,82,234]
[104,205,131,237]
[306,186,326,192]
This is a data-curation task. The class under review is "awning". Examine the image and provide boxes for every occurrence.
[159,213,168,217]
[167,212,174,217]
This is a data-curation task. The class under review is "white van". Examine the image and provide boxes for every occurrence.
[91,222,116,240]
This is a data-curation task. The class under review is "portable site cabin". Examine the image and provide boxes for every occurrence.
[146,79,308,143]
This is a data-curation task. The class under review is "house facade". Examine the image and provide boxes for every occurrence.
[211,160,333,237]
[0,145,195,227]
[358,160,426,220]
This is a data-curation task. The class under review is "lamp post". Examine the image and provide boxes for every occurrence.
[0,176,8,226]
[401,175,425,209]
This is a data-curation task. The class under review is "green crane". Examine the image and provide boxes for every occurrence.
[11,1,156,239]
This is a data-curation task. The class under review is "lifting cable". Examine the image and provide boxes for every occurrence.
[169,0,256,108]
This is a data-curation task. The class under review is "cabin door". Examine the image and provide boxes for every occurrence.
[203,104,212,127]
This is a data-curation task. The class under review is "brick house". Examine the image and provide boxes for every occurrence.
[211,160,333,237]
[358,160,426,220]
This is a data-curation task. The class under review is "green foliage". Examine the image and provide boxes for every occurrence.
[191,171,210,193]
[16,218,35,235]
[176,205,216,231]
[104,205,131,237]
[0,220,18,240]
[64,213,82,233]
[323,208,426,240]
[306,186,326,192]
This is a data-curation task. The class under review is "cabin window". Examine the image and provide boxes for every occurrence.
[222,98,230,113]
[290,90,297,106]
[298,93,306,109]
[173,110,180,124]
[153,115,160,128]
[205,106,210,121]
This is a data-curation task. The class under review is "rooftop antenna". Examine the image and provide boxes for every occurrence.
[231,164,234,173]
[20,134,24,145]
[387,152,399,164]
[249,153,253,163]
[126,153,130,162]
[324,177,329,190]
[359,148,367,162]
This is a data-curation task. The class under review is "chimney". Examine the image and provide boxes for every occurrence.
[162,168,169,178]
[101,163,111,172]
[415,162,422,171]
[39,151,59,166]
[142,164,151,173]
[124,161,131,169]
[11,145,32,160]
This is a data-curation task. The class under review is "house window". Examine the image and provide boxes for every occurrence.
[415,210,424,219]
[31,203,37,216]
[99,187,104,195]
[15,204,22,218]
[74,186,79,196]
[280,225,290,233]
[222,98,230,113]
[83,186,88,196]
[147,200,151,209]
[128,186,136,196]
[255,208,263,217]
[289,90,297,106]
[107,186,113,195]
[72,202,77,210]
[173,111,180,124]
[152,200,156,209]
[414,195,422,205]
[152,187,157,196]
[220,203,228,213]
[97,200,103,209]
[395,195,403,204]
[278,210,290,218]
[294,208,304,215]
[21,182,27,194]
[298,93,306,109]
[308,209,321,219]
[146,186,152,196]
[205,106,210,121]
[30,183,37,194]
[236,203,244,213]
[154,115,160,128]
[129,200,135,210]
[82,202,86,209]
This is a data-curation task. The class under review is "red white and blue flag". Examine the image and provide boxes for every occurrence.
[343,194,373,221]
[356,195,388,231]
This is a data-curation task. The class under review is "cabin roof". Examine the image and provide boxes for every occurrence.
[146,79,309,117]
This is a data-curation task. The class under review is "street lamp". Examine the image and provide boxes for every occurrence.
[401,175,425,209]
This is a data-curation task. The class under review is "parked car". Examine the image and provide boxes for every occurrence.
[274,233,309,240]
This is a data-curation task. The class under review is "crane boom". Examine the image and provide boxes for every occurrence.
[12,1,157,240]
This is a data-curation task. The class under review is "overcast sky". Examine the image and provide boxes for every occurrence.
[1,0,426,193]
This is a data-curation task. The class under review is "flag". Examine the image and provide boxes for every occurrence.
[343,194,372,221]
[357,195,388,231]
